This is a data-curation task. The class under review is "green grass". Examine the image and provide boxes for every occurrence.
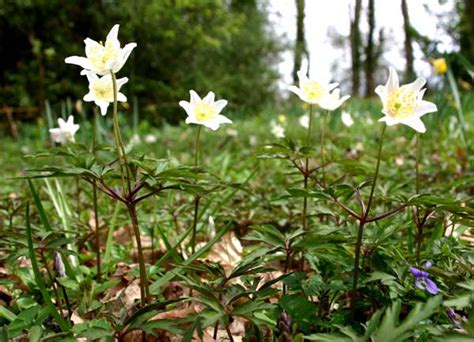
[0,94,473,340]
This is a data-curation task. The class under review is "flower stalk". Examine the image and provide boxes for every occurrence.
[191,126,202,254]
[320,110,329,187]
[350,123,386,314]
[302,105,313,231]
[110,70,128,193]
[128,203,150,305]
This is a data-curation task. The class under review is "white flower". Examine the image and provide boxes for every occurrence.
[341,111,354,127]
[226,128,238,137]
[319,88,351,111]
[144,134,157,144]
[288,70,350,110]
[130,134,141,145]
[249,135,258,146]
[49,115,80,144]
[65,24,136,75]
[179,90,231,131]
[299,114,309,129]
[271,121,285,138]
[375,67,437,133]
[82,70,128,115]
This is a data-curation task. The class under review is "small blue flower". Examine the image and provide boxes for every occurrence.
[410,266,439,295]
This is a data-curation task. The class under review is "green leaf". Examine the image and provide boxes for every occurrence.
[373,296,442,341]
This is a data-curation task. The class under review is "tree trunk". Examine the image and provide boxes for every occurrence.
[401,0,415,82]
[293,0,307,82]
[350,0,362,96]
[462,0,474,62]
[364,0,375,97]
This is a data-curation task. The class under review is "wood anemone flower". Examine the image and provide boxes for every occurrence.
[82,70,128,116]
[65,24,137,75]
[288,70,350,110]
[179,90,231,131]
[49,115,80,144]
[375,67,437,133]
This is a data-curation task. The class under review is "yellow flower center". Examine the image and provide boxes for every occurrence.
[91,78,114,101]
[194,102,217,122]
[385,87,417,118]
[88,41,120,71]
[302,81,325,103]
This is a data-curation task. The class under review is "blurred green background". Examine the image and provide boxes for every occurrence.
[0,0,282,126]
[0,0,473,132]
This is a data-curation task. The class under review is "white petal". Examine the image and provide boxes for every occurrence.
[117,93,127,102]
[57,118,67,128]
[189,90,201,105]
[105,59,116,71]
[106,24,120,45]
[71,124,80,135]
[205,120,220,131]
[400,117,426,133]
[203,91,215,104]
[84,38,103,58]
[328,82,339,91]
[374,85,386,101]
[65,56,92,70]
[82,70,98,84]
[116,77,129,89]
[340,95,351,104]
[415,100,437,117]
[379,114,399,126]
[65,115,74,126]
[213,99,227,114]
[216,114,232,124]
[288,85,303,98]
[185,117,200,125]
[387,67,399,93]
[83,92,94,102]
[113,42,137,72]
[297,70,309,86]
[97,102,109,116]
[407,77,426,93]
[179,100,194,117]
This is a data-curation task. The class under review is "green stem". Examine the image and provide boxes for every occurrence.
[414,133,422,264]
[302,105,313,231]
[93,181,101,281]
[194,126,202,167]
[350,124,386,314]
[110,70,129,195]
[362,124,386,221]
[415,133,420,195]
[320,110,329,187]
[128,203,150,305]
[191,126,202,254]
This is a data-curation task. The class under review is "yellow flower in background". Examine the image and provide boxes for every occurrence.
[65,24,136,75]
[375,67,437,133]
[431,58,447,74]
[277,114,287,125]
[179,90,231,131]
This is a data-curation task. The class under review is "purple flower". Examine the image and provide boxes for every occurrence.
[447,308,467,327]
[410,266,439,295]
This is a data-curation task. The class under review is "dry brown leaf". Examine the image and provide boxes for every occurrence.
[205,232,242,275]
